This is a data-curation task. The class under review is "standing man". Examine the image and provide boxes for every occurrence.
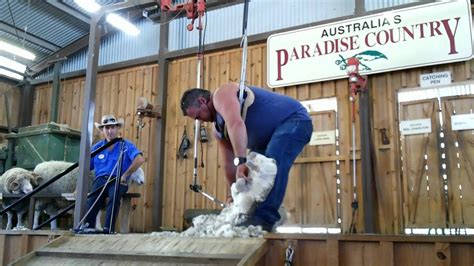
[181,83,312,231]
[84,115,145,233]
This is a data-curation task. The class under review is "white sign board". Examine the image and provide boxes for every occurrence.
[420,71,452,88]
[400,118,432,135]
[309,130,336,146]
[267,0,473,88]
[451,113,474,131]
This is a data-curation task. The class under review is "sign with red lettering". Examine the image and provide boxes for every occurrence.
[267,0,473,88]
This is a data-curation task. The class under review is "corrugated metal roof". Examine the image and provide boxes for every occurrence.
[0,0,89,48]
[63,0,125,14]
[365,0,421,11]
[169,0,356,51]
[35,17,159,77]
[0,31,51,63]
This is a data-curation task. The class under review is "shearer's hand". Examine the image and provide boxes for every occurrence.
[226,195,234,205]
[236,163,250,183]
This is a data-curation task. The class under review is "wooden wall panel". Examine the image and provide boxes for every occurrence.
[0,231,62,265]
[0,80,20,130]
[31,37,473,234]
[400,100,444,228]
[32,64,159,232]
[265,234,474,266]
[443,97,474,227]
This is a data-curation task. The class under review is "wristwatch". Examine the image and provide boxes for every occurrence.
[233,157,247,166]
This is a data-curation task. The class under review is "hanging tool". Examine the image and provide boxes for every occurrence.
[178,126,191,159]
[284,241,295,266]
[346,57,367,233]
[135,96,161,139]
[160,0,224,207]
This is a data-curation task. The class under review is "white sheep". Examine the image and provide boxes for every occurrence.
[33,161,80,230]
[224,151,277,225]
[32,161,145,230]
[0,167,37,230]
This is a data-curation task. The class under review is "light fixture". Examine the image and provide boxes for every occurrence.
[0,41,36,60]
[74,0,101,13]
[0,68,23,80]
[106,14,140,36]
[0,56,27,73]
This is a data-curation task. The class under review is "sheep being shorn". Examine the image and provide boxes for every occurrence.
[0,167,36,230]
[152,152,278,238]
[33,161,80,230]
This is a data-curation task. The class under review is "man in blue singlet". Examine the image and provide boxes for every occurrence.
[83,115,145,233]
[180,83,312,231]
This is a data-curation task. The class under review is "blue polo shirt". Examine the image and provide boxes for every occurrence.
[90,139,142,181]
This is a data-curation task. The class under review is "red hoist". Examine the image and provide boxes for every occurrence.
[160,0,206,31]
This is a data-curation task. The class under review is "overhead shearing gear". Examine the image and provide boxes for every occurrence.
[238,0,250,109]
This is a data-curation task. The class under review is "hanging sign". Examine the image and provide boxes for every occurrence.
[420,71,452,88]
[309,130,336,145]
[267,0,473,88]
[400,118,432,135]
[451,113,474,131]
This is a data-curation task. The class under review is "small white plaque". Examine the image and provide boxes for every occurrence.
[420,71,452,88]
[400,118,432,135]
[451,113,474,131]
[309,130,336,146]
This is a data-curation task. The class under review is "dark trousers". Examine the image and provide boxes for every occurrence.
[252,118,313,227]
[84,177,128,230]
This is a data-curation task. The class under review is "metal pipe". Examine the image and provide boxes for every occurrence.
[0,138,121,216]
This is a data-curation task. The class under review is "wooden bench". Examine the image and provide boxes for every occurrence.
[0,192,140,233]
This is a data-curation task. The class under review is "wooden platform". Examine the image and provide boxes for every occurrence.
[5,232,474,265]
[10,234,267,265]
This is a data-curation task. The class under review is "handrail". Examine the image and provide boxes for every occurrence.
[0,137,122,215]
[33,177,117,230]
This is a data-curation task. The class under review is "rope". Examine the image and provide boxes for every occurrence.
[109,140,125,233]
[76,141,124,230]
[238,0,250,108]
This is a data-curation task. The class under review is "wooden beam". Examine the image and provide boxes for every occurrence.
[264,233,474,243]
[380,241,394,266]
[0,234,5,265]
[326,239,339,266]
[435,242,451,266]
[36,249,243,264]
